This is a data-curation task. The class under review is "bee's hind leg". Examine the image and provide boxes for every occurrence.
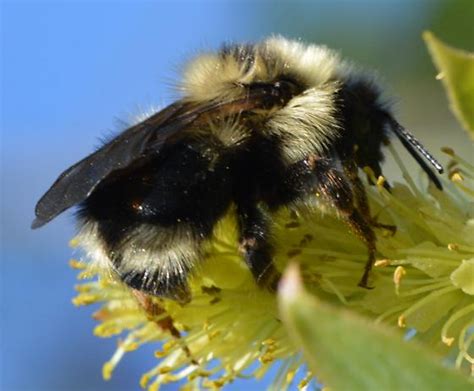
[314,163,377,289]
[343,208,377,289]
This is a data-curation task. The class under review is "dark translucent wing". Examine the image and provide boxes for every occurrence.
[32,101,202,228]
[32,83,292,229]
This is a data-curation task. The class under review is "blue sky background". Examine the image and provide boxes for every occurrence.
[1,1,472,390]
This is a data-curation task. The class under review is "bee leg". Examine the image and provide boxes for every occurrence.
[343,161,396,236]
[316,165,377,289]
[237,204,280,290]
[131,289,182,337]
[131,290,197,363]
[343,161,371,216]
[342,209,377,289]
[370,219,397,236]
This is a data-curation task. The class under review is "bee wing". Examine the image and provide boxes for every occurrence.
[32,100,218,229]
[32,84,285,229]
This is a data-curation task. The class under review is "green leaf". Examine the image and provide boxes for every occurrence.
[423,31,474,138]
[278,264,472,391]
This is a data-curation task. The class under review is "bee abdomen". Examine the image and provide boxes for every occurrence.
[77,135,234,299]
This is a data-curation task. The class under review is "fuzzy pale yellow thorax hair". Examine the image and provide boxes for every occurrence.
[180,36,349,102]
[180,37,351,162]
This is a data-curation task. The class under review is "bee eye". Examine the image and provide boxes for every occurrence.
[276,75,299,88]
[273,77,301,103]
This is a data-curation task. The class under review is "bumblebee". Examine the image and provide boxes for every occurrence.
[33,37,443,301]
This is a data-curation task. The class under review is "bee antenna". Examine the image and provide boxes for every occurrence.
[385,115,444,189]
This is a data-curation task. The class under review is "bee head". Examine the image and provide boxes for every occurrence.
[179,36,350,104]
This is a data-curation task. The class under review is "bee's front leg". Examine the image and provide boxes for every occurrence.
[236,204,280,290]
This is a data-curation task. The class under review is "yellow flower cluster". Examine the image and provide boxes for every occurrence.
[72,146,473,389]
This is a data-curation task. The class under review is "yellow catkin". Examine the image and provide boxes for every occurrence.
[448,243,459,251]
[451,172,464,182]
[69,259,86,269]
[442,336,455,346]
[148,382,160,391]
[393,266,406,295]
[374,259,391,267]
[122,342,139,352]
[259,353,275,364]
[441,147,455,156]
[158,366,172,374]
[71,146,474,387]
[140,374,150,389]
[102,362,114,380]
[94,324,121,337]
[376,175,386,188]
[72,294,99,306]
[398,315,407,328]
[162,340,176,351]
[298,376,310,389]
[286,369,296,384]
